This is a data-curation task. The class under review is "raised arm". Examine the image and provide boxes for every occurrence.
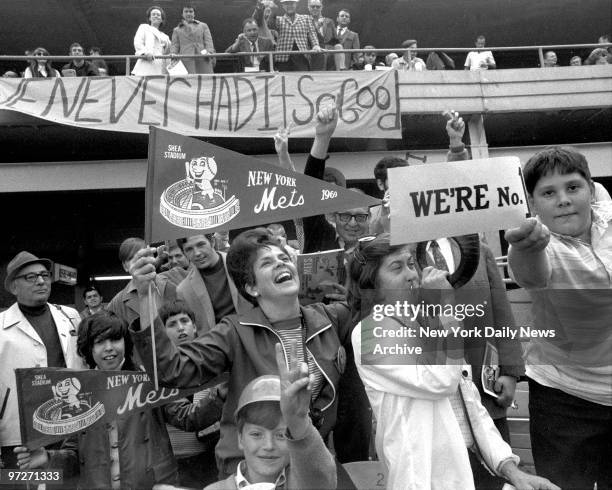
[128,248,232,389]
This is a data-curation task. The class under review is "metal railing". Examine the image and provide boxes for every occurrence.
[2,43,609,75]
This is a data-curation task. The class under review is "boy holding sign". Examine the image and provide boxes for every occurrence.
[505,147,612,488]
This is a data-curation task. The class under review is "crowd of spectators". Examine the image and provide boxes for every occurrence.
[3,104,610,488]
[2,1,610,78]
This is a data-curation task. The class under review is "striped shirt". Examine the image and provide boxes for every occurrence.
[272,317,324,401]
[514,203,612,405]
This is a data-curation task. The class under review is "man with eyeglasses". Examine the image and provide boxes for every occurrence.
[0,251,85,472]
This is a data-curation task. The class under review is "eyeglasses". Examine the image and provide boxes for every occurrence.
[15,271,52,283]
[336,213,369,224]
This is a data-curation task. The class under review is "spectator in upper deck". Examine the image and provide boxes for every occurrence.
[542,50,558,68]
[88,46,109,75]
[585,47,610,65]
[569,55,582,66]
[252,0,279,44]
[464,35,496,70]
[308,0,338,70]
[391,39,426,71]
[225,17,274,72]
[24,47,60,78]
[255,0,321,72]
[171,4,216,74]
[335,9,360,70]
[597,33,612,63]
[385,52,398,67]
[131,6,171,76]
[62,43,99,76]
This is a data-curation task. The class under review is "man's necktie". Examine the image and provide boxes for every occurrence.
[251,41,258,66]
[430,241,449,272]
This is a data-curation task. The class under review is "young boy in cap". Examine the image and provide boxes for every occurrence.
[204,342,336,490]
[505,146,612,488]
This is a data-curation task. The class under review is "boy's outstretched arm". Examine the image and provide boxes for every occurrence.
[505,217,551,288]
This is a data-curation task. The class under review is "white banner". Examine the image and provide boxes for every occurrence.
[0,71,402,138]
[389,157,529,244]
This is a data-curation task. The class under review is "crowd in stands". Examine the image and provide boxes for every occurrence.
[2,1,610,78]
[2,101,610,489]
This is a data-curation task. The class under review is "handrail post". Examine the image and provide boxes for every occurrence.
[268,52,274,72]
[125,56,131,75]
[538,47,544,68]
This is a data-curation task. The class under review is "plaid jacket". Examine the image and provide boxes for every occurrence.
[274,13,319,62]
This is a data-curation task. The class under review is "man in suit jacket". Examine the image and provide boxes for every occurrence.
[335,9,360,70]
[0,251,86,469]
[176,234,247,335]
[308,0,337,70]
[170,5,216,74]
[225,18,275,72]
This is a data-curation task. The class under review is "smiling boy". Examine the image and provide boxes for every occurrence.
[504,146,612,488]
[204,343,336,490]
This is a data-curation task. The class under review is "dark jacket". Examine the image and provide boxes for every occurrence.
[303,154,340,253]
[131,301,352,477]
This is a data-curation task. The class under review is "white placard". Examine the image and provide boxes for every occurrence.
[389,156,529,244]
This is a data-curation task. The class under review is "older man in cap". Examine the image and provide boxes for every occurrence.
[0,251,85,470]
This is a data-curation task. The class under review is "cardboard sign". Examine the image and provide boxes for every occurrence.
[389,157,529,244]
[15,367,225,448]
[0,71,401,139]
[145,127,380,242]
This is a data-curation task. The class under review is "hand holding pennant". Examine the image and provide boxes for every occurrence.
[129,247,161,390]
[144,126,379,243]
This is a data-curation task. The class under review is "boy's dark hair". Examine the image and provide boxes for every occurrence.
[159,300,196,326]
[227,228,288,306]
[77,313,134,369]
[82,285,100,299]
[118,237,145,264]
[176,234,215,251]
[523,146,592,195]
[242,17,257,28]
[236,401,282,433]
[373,156,409,183]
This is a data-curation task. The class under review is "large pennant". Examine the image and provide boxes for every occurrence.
[15,367,225,448]
[145,127,380,242]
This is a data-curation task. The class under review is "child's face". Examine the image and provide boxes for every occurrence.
[238,422,290,484]
[165,313,196,345]
[92,337,125,370]
[529,171,593,241]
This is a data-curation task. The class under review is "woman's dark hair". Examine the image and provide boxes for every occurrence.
[29,47,58,78]
[347,233,407,320]
[159,300,196,326]
[523,146,592,195]
[236,401,282,433]
[226,228,288,306]
[146,5,166,27]
[77,313,135,369]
